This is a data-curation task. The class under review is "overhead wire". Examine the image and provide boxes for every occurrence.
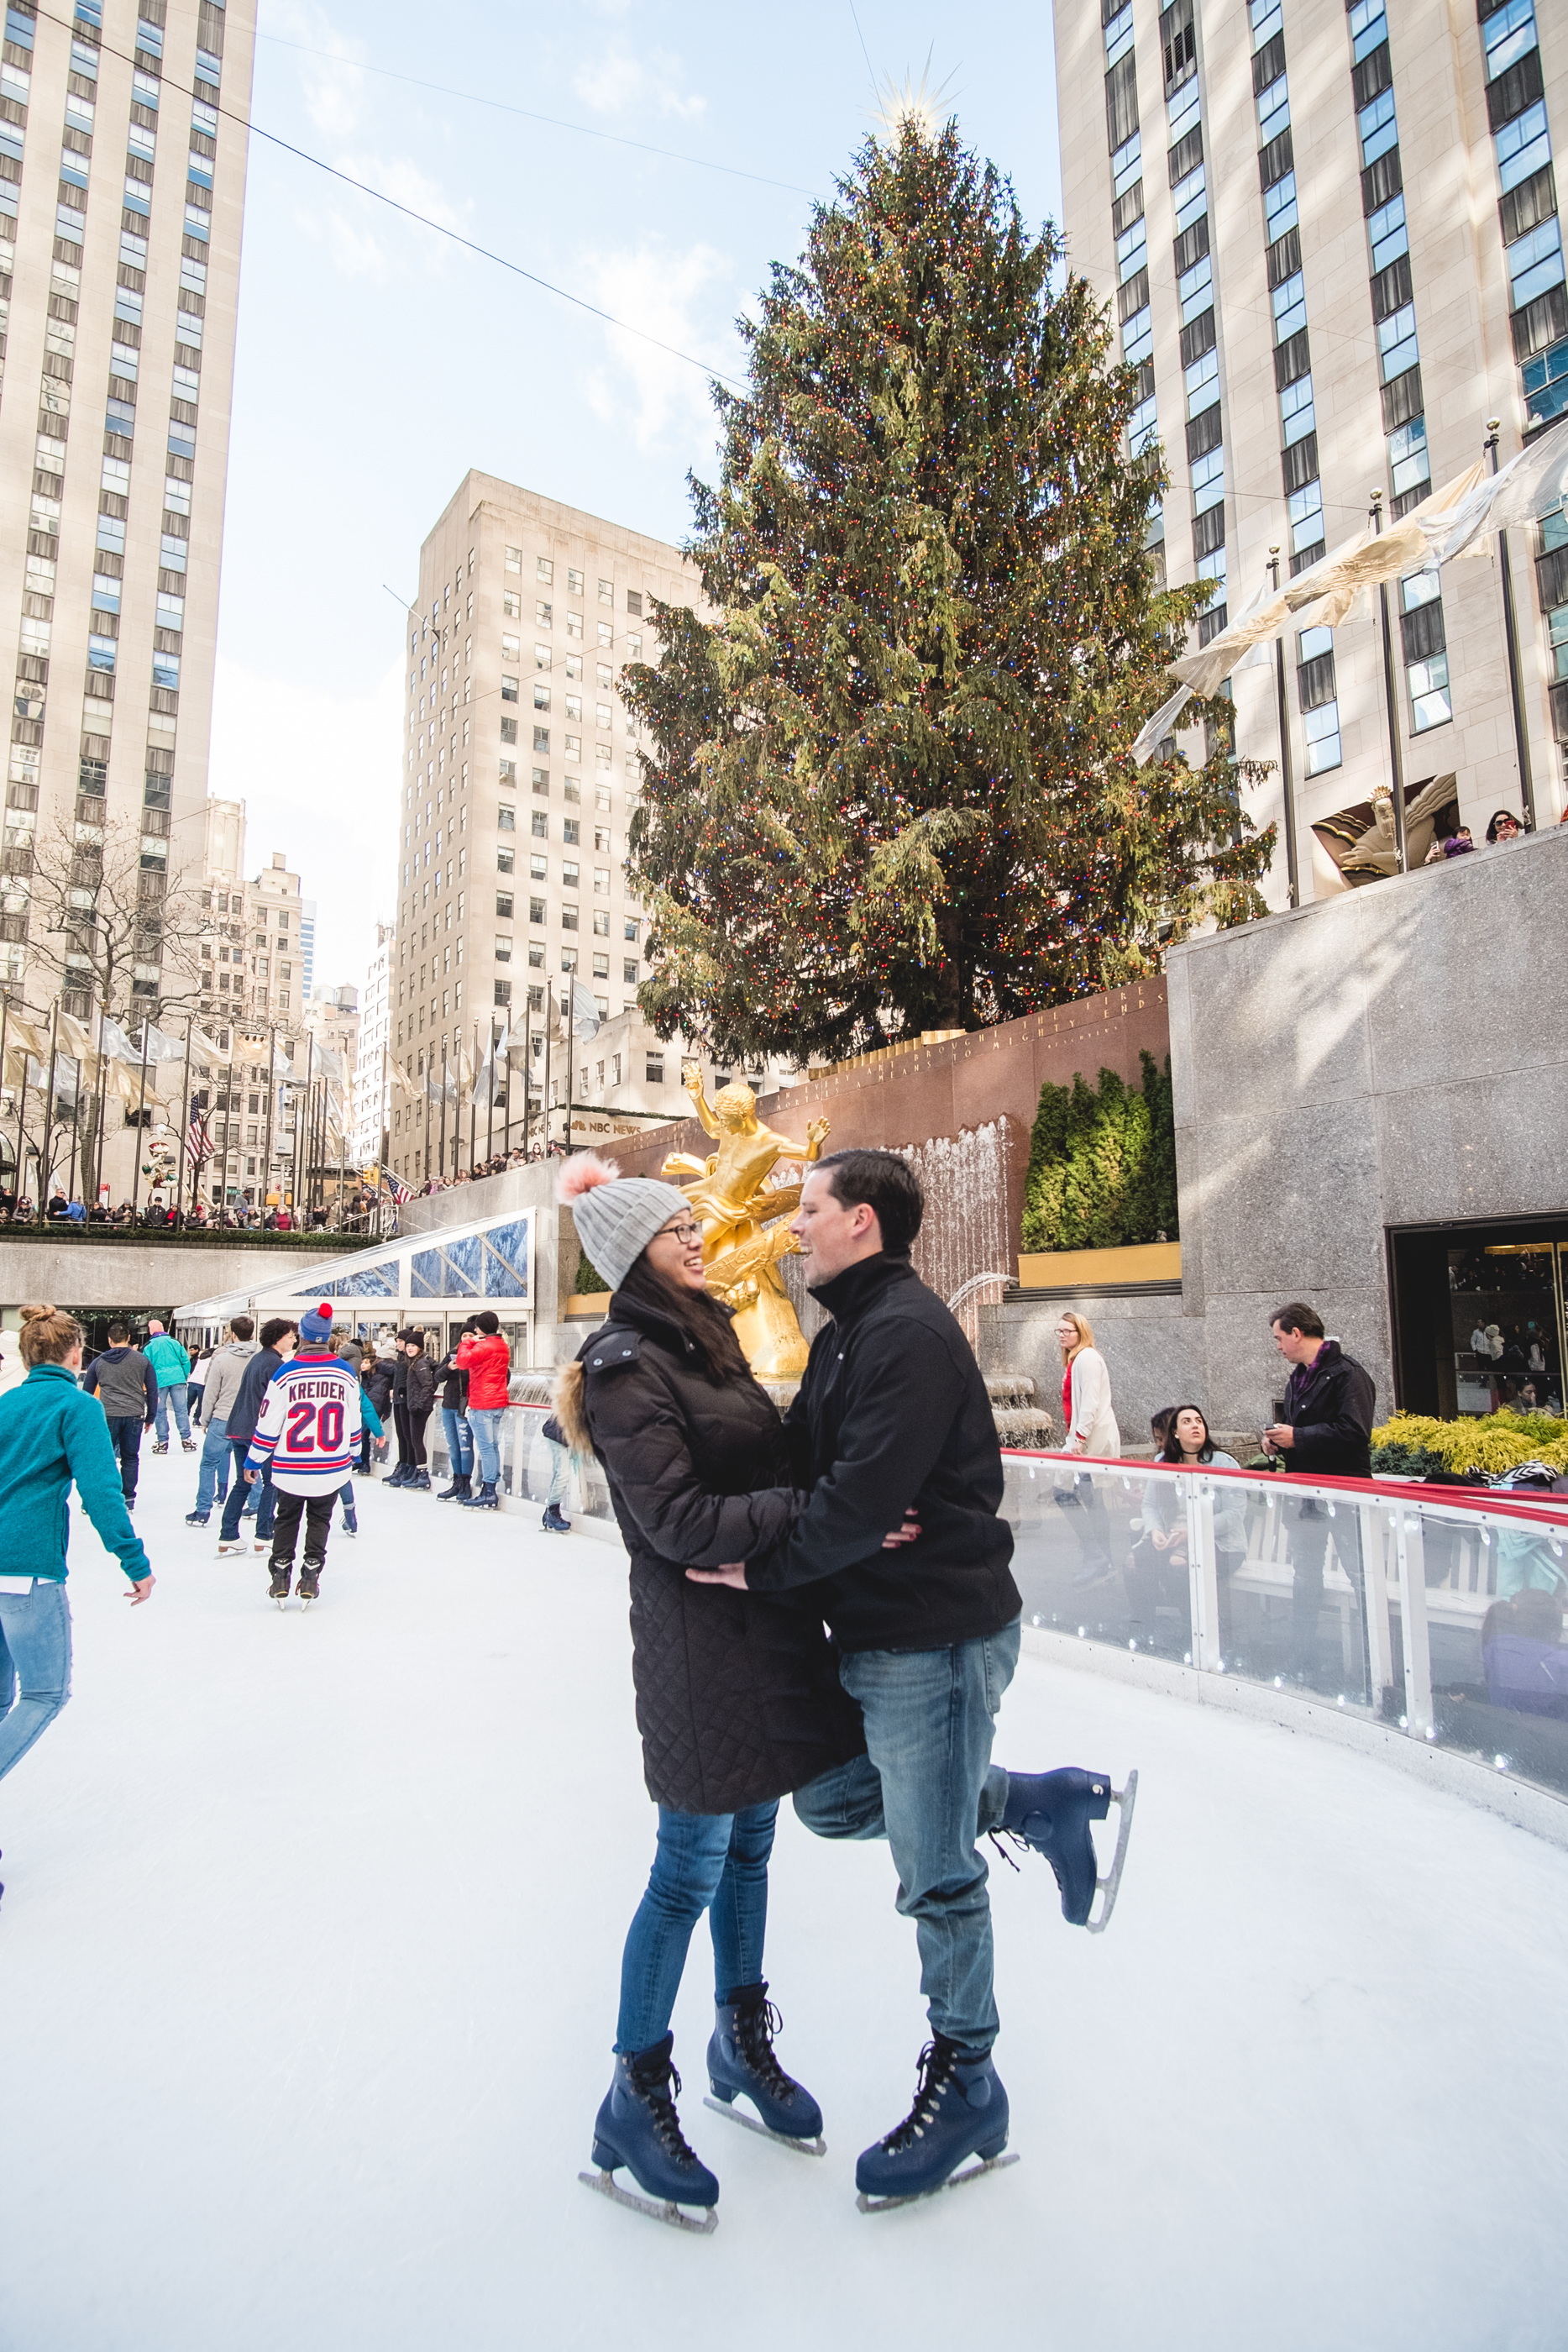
[34,4,753,391]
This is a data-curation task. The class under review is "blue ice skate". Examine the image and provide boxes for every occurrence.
[703,1983,825,2155]
[579,2034,719,2235]
[855,2038,1017,2211]
[994,1765,1139,1932]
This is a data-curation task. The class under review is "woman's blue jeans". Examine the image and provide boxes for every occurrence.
[467,1406,503,1486]
[616,1801,778,2055]
[441,1406,473,1478]
[0,1578,71,1783]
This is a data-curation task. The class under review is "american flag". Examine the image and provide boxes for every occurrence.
[185,1101,213,1170]
[385,1171,412,1205]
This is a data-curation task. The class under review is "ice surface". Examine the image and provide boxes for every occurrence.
[4,1458,1568,2351]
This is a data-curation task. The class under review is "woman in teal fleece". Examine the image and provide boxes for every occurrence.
[0,1305,155,1814]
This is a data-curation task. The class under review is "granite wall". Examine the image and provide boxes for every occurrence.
[1166,825,1568,1433]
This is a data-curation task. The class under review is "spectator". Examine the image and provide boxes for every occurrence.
[80,1320,158,1507]
[434,1318,477,1502]
[1486,809,1523,845]
[185,1316,257,1527]
[1053,1309,1120,1589]
[1262,1302,1376,1683]
[1443,827,1475,858]
[359,1351,393,1474]
[215,1318,296,1555]
[144,1320,196,1453]
[455,1310,510,1510]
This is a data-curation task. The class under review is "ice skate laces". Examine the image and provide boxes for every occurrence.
[732,1995,793,2097]
[628,2052,701,2166]
[878,2041,958,2151]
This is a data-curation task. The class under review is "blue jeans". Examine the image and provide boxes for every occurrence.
[194,1415,231,1514]
[0,1578,72,1783]
[219,1446,274,1542]
[793,1618,1020,2053]
[616,1802,778,2055]
[468,1405,503,1486]
[154,1382,191,1444]
[543,1436,570,1509]
[104,1415,144,1502]
[442,1405,473,1478]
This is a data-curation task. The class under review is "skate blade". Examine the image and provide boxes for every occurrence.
[857,2149,1020,2213]
[577,2168,717,2234]
[1086,1769,1138,1935]
[701,2095,826,2156]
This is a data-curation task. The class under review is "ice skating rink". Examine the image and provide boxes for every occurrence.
[4,1459,1567,2352]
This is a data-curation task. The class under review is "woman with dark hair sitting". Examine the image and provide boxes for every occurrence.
[555,1154,867,2230]
[1141,1405,1249,1653]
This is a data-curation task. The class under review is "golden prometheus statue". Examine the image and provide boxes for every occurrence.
[663,1068,830,1380]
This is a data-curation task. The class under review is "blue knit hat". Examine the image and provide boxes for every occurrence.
[299,1300,334,1347]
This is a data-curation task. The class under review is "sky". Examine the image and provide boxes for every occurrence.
[207,0,1063,991]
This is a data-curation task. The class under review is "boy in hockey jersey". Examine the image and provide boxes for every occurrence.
[244,1302,362,1606]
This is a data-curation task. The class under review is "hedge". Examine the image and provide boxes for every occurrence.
[1020,1052,1177,1254]
[1370,1410,1568,1478]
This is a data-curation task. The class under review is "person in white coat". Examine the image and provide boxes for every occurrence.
[1055,1310,1120,1588]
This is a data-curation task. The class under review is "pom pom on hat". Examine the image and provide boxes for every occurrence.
[299,1299,335,1346]
[556,1152,620,1204]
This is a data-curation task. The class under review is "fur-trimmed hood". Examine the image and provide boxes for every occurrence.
[553,1358,593,1457]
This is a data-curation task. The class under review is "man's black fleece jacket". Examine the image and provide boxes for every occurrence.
[749,1252,1021,1653]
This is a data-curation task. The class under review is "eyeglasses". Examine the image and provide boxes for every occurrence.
[660,1220,704,1247]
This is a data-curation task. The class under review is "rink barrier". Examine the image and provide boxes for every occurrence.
[433,1415,1568,1832]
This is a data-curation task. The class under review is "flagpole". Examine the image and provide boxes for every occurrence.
[542,1007,551,1159]
[263,1025,275,1211]
[293,1032,312,1215]
[438,1043,448,1181]
[379,1038,389,1175]
[131,1007,150,1214]
[469,1020,477,1174]
[422,1047,431,1183]
[485,1021,495,1163]
[219,1026,234,1221]
[0,990,11,1201]
[66,1029,80,1205]
[91,984,109,1206]
[564,984,574,1157]
[12,997,27,1208]
[176,1016,192,1222]
[520,1025,529,1163]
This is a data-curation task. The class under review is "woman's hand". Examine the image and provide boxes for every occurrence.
[881,1513,920,1550]
[126,1573,155,1604]
[686,1562,749,1590]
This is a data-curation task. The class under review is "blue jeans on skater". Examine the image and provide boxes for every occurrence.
[103,1414,145,1503]
[0,1578,71,1783]
[442,1405,473,1480]
[467,1405,503,1488]
[154,1382,191,1446]
[793,1617,1020,2054]
[219,1445,274,1543]
[616,1801,779,2055]
[194,1415,231,1515]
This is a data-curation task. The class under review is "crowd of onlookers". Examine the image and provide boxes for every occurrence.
[1424,806,1538,862]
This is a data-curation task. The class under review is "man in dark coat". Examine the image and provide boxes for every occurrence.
[215,1317,296,1554]
[690,1148,1123,2205]
[1264,1299,1377,1679]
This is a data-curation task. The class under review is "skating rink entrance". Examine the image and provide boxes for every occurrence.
[4,1456,1566,2352]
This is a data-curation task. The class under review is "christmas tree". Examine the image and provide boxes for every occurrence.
[625,113,1274,1067]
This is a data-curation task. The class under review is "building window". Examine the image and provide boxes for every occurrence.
[646,1057,663,1086]
[535,554,552,582]
[561,947,578,973]
[623,958,639,983]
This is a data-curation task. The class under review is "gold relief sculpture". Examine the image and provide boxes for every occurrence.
[663,1068,830,1380]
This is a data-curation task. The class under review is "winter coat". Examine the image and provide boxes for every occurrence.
[1280,1340,1376,1478]
[226,1346,288,1451]
[435,1345,469,1413]
[403,1351,435,1417]
[362,1358,394,1419]
[336,1337,365,1374]
[748,1253,1022,1655]
[82,1345,157,1423]
[1064,1346,1120,1459]
[455,1329,510,1410]
[564,1290,866,1816]
[0,1362,150,1583]
[245,1347,363,1497]
[199,1338,260,1429]
[144,1334,191,1388]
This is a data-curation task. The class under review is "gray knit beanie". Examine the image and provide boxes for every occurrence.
[557,1152,692,1291]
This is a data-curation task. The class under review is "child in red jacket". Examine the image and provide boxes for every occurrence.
[454,1310,510,1509]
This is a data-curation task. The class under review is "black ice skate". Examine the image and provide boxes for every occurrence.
[993,1766,1139,1932]
[579,2034,719,2234]
[268,1564,291,1607]
[703,1984,825,2155]
[298,1562,322,1606]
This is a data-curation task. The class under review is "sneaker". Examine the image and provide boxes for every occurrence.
[184,1511,210,1526]
[542,1503,571,1533]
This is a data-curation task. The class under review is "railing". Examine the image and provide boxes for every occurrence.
[422,1415,1568,1807]
[0,1221,374,1249]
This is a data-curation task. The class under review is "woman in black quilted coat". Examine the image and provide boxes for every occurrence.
[557,1156,864,2222]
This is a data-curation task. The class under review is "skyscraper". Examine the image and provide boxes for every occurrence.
[1,0,254,1009]
[391,473,699,1183]
[1057,0,1565,895]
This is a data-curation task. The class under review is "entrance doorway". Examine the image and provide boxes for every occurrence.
[1389,1218,1568,1417]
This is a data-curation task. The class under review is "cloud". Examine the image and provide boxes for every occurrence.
[291,154,468,285]
[581,240,736,451]
[207,655,403,991]
[572,46,706,123]
[268,0,370,139]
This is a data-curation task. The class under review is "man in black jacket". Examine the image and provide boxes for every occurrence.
[215,1318,296,1555]
[1264,1300,1377,1680]
[690,1149,1127,2208]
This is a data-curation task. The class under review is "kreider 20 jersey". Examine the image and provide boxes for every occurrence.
[244,1350,363,1495]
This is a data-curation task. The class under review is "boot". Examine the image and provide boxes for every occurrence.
[151,1441,168,1455]
[181,1439,197,1453]
[342,1504,359,1536]
[268,1563,291,1604]
[590,2034,718,2211]
[706,1984,822,2144]
[855,2038,1009,2204]
[385,1462,411,1488]
[408,1468,432,1492]
[461,1480,499,1509]
[994,1766,1110,1926]
[185,1510,210,1526]
[541,1502,571,1532]
[438,1473,472,1501]
[298,1560,322,1603]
